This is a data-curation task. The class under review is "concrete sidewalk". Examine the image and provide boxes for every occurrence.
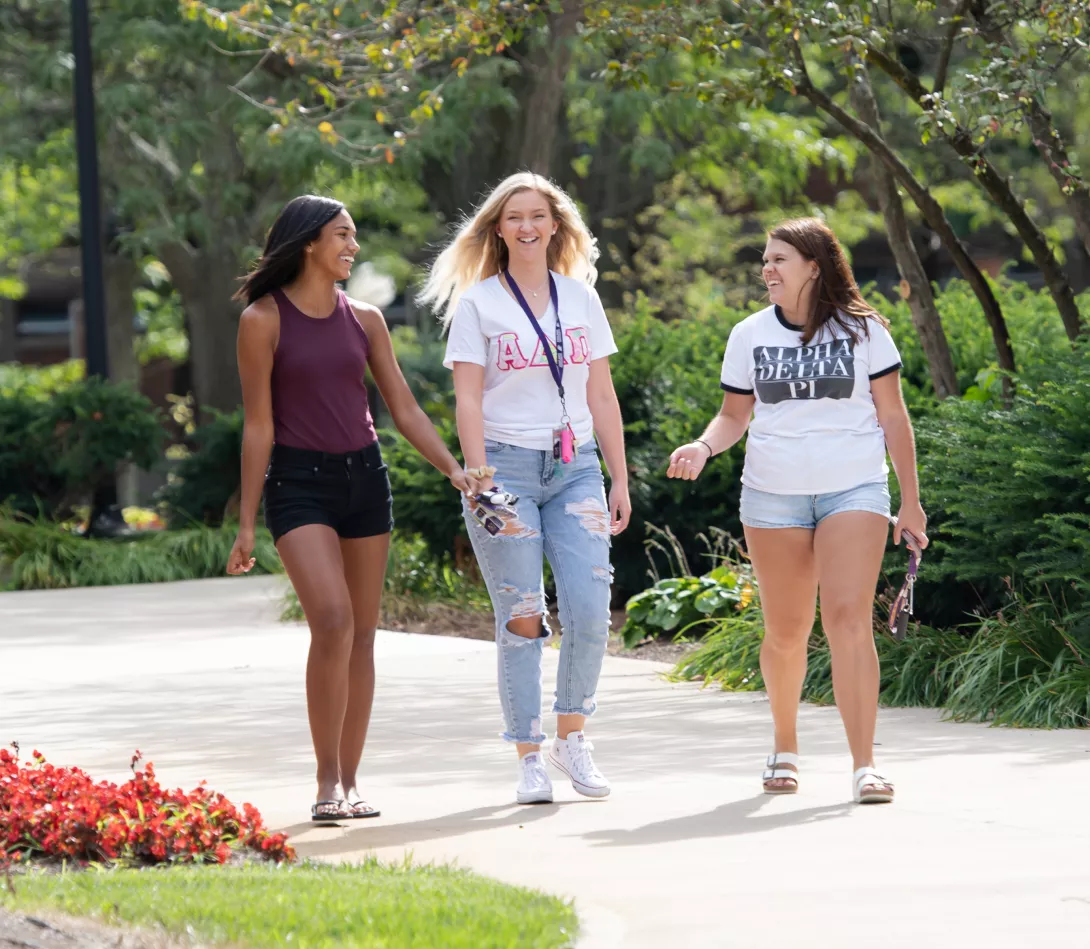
[3,576,1089,948]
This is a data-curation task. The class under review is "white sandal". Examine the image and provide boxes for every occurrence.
[853,766,894,804]
[762,752,799,794]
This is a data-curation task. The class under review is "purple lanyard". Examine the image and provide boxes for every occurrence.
[504,269,565,404]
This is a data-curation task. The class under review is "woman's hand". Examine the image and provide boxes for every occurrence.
[226,526,257,575]
[609,483,632,535]
[448,466,478,498]
[666,442,712,481]
[449,462,494,498]
[893,501,929,551]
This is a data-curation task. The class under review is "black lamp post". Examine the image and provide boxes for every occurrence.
[71,0,128,538]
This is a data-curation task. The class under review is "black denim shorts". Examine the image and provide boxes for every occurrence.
[263,442,394,543]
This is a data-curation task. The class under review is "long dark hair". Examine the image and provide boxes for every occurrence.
[234,195,346,305]
[768,217,887,344]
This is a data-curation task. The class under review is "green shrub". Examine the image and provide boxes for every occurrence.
[621,567,756,647]
[384,531,490,609]
[280,531,489,622]
[0,374,164,519]
[0,387,61,516]
[0,517,280,590]
[608,295,750,597]
[380,420,468,562]
[0,359,84,398]
[620,527,758,647]
[159,408,244,527]
[883,280,1075,407]
[912,340,1090,633]
[388,325,454,417]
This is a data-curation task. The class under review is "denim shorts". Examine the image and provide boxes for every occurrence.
[263,442,394,543]
[740,480,891,530]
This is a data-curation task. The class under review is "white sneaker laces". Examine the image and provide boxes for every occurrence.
[522,755,549,787]
[569,740,601,782]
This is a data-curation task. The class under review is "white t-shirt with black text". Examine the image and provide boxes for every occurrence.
[443,272,618,451]
[720,304,902,495]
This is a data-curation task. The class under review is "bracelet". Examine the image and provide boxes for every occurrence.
[695,439,714,458]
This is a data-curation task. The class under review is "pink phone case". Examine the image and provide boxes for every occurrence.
[560,427,575,464]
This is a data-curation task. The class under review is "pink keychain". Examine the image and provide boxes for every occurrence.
[560,425,575,464]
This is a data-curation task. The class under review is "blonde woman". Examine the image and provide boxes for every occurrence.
[419,172,631,805]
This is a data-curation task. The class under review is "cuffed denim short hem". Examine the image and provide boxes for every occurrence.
[740,480,891,530]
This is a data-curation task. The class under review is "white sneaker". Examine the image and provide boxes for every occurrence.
[548,731,611,798]
[516,751,554,805]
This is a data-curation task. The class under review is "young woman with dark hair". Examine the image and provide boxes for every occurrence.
[668,217,928,805]
[226,194,480,822]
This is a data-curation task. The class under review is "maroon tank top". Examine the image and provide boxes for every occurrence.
[269,288,378,453]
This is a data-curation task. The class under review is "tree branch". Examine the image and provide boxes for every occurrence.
[934,0,972,96]
[969,0,1090,258]
[848,55,958,398]
[864,40,1084,341]
[785,39,1016,377]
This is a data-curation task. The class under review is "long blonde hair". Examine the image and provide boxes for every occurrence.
[417,172,599,326]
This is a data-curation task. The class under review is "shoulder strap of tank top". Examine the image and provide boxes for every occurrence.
[270,286,291,314]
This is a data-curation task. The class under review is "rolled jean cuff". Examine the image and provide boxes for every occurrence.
[500,729,547,745]
[552,695,598,717]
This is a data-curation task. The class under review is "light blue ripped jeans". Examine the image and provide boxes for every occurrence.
[463,439,613,745]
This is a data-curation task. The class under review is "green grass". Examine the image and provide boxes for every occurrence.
[0,518,281,590]
[5,861,577,949]
[941,600,1090,728]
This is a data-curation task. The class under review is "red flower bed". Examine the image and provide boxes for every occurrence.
[0,746,295,866]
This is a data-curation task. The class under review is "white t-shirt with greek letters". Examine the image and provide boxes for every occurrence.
[443,272,618,451]
[720,304,902,495]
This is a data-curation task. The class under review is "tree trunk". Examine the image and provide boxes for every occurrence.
[865,44,1085,342]
[794,74,1017,381]
[160,242,242,416]
[969,0,1090,261]
[105,254,137,385]
[517,0,584,174]
[421,3,585,224]
[0,298,16,362]
[849,61,959,399]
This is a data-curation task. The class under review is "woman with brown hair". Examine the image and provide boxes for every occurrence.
[668,218,928,804]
